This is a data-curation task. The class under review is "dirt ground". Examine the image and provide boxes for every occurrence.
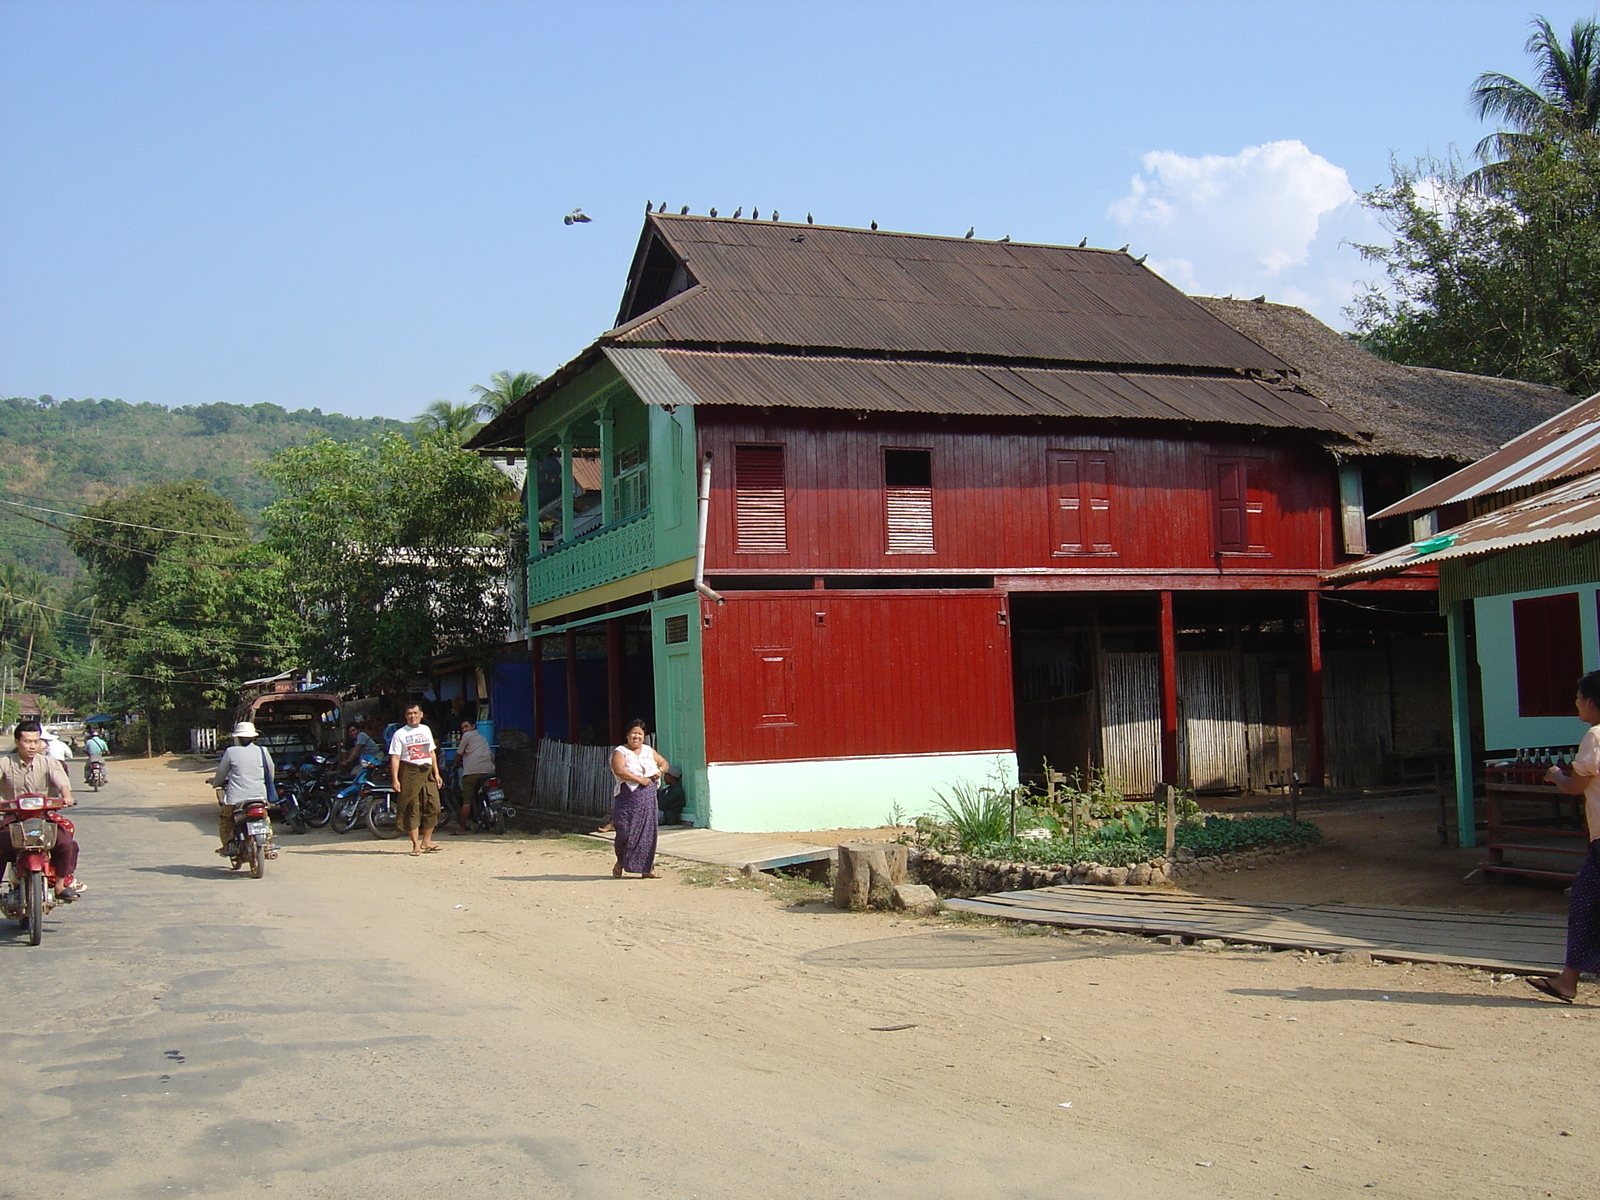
[14,754,1595,1199]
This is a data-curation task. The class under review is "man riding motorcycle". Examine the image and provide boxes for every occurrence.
[0,719,84,899]
[83,729,109,787]
[210,721,276,856]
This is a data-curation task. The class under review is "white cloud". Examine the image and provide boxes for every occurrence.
[1107,141,1384,326]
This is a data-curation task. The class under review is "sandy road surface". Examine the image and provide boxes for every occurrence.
[3,756,1596,1200]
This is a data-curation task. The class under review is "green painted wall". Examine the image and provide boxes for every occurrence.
[1474,584,1599,750]
[649,405,697,567]
[650,592,708,824]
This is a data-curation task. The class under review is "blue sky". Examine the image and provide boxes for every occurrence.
[2,0,1594,421]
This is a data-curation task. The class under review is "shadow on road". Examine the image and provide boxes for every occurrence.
[495,874,618,883]
[1230,985,1564,1009]
[803,931,1159,971]
[128,863,242,880]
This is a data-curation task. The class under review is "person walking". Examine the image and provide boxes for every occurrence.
[210,721,276,859]
[608,718,669,879]
[388,703,443,856]
[1536,669,1600,1002]
[452,719,494,834]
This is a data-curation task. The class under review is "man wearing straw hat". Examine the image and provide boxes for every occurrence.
[210,721,275,856]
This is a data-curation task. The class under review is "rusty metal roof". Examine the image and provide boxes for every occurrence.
[603,346,1359,433]
[1329,469,1600,581]
[615,215,1292,372]
[1372,390,1600,518]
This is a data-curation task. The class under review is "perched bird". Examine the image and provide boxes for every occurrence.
[1078,237,1088,247]
[771,210,779,222]
[658,202,668,212]
[1251,294,1267,304]
[964,226,975,238]
[680,205,689,214]
[1000,234,1011,243]
[806,213,814,224]
[1118,243,1129,252]
[564,208,591,225]
[752,209,760,220]
[644,199,653,212]
[790,233,805,243]
[870,219,878,230]
[732,206,743,219]
[1135,253,1148,265]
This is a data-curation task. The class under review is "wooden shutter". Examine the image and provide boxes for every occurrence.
[1513,593,1583,717]
[1215,459,1265,554]
[886,488,934,553]
[1050,451,1115,555]
[734,445,787,554]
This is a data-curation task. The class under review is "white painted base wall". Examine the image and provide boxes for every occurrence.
[704,750,1018,834]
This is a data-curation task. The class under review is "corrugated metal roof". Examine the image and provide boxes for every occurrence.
[605,347,1359,433]
[615,215,1291,373]
[1371,391,1600,518]
[1328,469,1600,581]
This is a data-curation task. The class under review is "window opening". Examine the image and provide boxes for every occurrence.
[735,445,787,553]
[615,444,649,521]
[1049,451,1115,555]
[1514,592,1583,717]
[1215,458,1266,554]
[884,448,934,554]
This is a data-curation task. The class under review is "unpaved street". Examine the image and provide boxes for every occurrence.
[4,756,1596,1200]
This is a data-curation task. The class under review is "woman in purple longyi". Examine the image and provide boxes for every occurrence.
[609,719,670,879]
[1536,670,1600,1003]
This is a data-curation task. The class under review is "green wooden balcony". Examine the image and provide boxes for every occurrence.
[528,510,655,608]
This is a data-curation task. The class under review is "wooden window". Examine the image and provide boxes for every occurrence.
[1049,450,1115,555]
[734,445,787,554]
[884,448,934,554]
[1215,458,1266,554]
[1513,593,1583,717]
[614,445,649,520]
[663,614,689,645]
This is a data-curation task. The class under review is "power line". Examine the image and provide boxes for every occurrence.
[0,497,247,540]
[0,638,244,688]
[0,591,294,651]
[0,508,254,568]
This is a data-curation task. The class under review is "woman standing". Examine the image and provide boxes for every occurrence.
[1536,670,1600,1002]
[609,719,668,879]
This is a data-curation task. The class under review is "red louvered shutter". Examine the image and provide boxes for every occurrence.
[885,487,935,553]
[735,445,787,554]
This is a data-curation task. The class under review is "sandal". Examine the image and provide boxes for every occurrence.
[612,864,624,878]
[409,848,421,857]
[1527,976,1575,1004]
[422,845,442,853]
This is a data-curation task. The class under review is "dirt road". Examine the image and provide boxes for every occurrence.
[4,755,1594,1199]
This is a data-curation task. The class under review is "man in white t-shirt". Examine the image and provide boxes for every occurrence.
[388,703,444,856]
[44,731,72,762]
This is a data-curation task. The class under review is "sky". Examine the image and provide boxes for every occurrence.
[2,0,1595,422]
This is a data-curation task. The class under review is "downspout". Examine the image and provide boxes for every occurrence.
[694,451,724,604]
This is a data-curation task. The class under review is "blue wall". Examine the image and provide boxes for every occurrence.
[1475,584,1599,750]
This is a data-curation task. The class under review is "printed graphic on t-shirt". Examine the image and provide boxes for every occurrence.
[389,726,435,765]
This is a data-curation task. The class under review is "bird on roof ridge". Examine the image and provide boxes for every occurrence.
[732,206,743,219]
[709,207,718,217]
[680,205,689,215]
[657,201,667,212]
[807,213,814,224]
[870,219,878,230]
[1118,243,1130,252]
[771,210,779,222]
[752,209,761,220]
[1252,294,1267,304]
[965,226,975,238]
[1135,253,1148,264]
[1078,237,1088,247]
[644,199,652,212]
[1000,234,1010,243]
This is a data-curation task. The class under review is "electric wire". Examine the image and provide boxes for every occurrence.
[0,497,247,540]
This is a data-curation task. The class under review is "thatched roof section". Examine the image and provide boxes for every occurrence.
[1192,297,1572,462]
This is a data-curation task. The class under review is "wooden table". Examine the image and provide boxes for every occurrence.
[1482,763,1586,884]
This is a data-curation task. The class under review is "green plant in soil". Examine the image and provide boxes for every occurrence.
[949,814,1320,868]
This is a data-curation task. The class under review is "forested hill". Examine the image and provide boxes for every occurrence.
[1,395,410,578]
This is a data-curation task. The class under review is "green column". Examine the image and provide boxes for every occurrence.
[559,426,575,543]
[1446,599,1477,848]
[598,404,616,527]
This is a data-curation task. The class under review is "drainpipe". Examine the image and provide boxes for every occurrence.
[694,451,724,604]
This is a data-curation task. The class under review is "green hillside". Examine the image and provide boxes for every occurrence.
[1,395,411,579]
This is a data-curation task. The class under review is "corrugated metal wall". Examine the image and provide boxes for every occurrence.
[700,592,1015,764]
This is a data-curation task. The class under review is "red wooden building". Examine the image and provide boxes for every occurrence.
[470,214,1567,830]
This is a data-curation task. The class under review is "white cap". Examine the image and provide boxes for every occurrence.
[232,721,259,739]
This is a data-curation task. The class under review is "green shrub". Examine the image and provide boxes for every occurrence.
[945,814,1319,869]
[931,779,1012,846]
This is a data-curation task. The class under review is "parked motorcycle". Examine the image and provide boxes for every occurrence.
[223,800,276,878]
[329,767,382,834]
[84,760,108,792]
[466,775,515,835]
[295,757,335,829]
[0,791,74,945]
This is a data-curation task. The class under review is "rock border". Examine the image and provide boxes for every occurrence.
[909,842,1317,898]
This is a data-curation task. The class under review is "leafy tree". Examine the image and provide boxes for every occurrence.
[469,370,544,417]
[67,480,250,615]
[261,434,518,693]
[0,561,58,692]
[1350,136,1600,396]
[414,400,486,444]
[1470,15,1600,189]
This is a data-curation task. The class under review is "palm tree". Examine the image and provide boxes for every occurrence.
[1,569,55,692]
[1470,16,1600,187]
[470,370,544,417]
[414,400,486,444]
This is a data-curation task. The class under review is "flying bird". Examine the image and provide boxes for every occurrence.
[680,205,689,214]
[870,219,878,230]
[1078,237,1088,247]
[732,206,743,219]
[564,208,591,225]
[806,213,814,224]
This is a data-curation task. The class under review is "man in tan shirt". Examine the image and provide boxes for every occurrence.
[0,719,83,897]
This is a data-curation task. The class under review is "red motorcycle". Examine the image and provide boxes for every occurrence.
[0,792,74,946]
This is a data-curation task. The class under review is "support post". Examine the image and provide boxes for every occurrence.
[531,635,545,742]
[598,405,616,527]
[1446,599,1477,848]
[564,628,580,745]
[1158,781,1175,858]
[1158,590,1180,787]
[1304,590,1325,788]
[606,617,624,747]
[558,426,575,543]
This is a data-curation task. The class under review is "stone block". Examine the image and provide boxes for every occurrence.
[890,883,941,914]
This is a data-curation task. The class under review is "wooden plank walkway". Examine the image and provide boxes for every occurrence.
[946,887,1567,974]
[585,827,836,872]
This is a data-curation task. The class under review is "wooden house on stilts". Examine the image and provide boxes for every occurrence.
[470,214,1569,832]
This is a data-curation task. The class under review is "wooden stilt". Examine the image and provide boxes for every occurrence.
[565,629,580,745]
[1158,590,1180,786]
[606,618,624,746]
[1446,600,1477,848]
[1305,590,1325,787]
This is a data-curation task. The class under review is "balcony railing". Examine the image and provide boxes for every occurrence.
[528,510,654,608]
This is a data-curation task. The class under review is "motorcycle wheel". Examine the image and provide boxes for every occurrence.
[301,793,332,829]
[330,801,358,835]
[289,810,308,835]
[492,808,508,836]
[26,870,44,946]
[249,840,265,879]
[366,795,401,839]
